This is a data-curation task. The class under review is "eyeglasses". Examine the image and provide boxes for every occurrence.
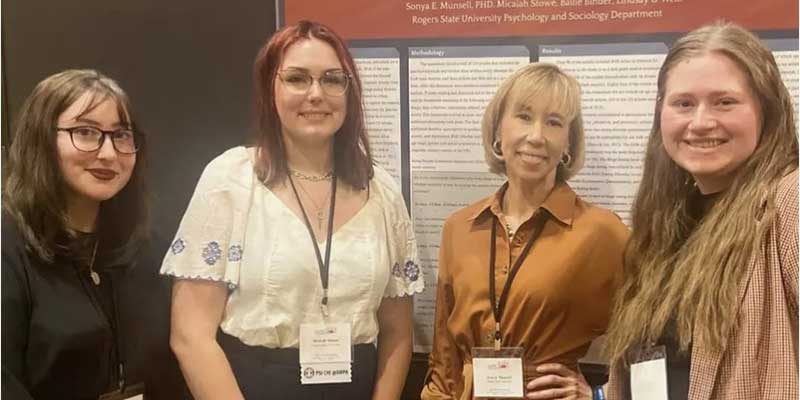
[57,126,140,154]
[276,69,350,97]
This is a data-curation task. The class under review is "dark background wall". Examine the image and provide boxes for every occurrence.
[2,2,431,398]
[3,0,274,242]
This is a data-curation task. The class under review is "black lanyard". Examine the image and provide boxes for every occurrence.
[288,175,337,317]
[77,255,128,392]
[108,273,127,392]
[488,211,548,350]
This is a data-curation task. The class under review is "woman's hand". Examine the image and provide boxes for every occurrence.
[525,363,592,400]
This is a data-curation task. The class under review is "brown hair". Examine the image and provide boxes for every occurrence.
[3,69,150,263]
[252,20,373,189]
[606,21,798,363]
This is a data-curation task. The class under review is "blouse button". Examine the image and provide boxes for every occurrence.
[485,333,494,345]
[502,265,509,274]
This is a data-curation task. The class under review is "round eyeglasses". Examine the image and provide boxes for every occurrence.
[276,69,351,97]
[58,126,140,154]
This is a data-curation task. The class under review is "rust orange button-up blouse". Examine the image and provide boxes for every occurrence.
[421,182,629,400]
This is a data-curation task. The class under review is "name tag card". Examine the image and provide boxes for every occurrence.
[472,347,524,398]
[98,382,145,400]
[299,323,352,384]
[630,345,668,400]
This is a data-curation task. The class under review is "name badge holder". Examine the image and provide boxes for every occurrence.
[98,383,145,400]
[630,344,669,400]
[289,175,354,384]
[299,322,354,384]
[92,259,143,400]
[471,214,547,399]
[472,346,525,399]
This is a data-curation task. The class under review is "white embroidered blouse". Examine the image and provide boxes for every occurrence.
[160,146,423,348]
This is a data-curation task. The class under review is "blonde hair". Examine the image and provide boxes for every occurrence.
[606,21,798,364]
[481,63,585,181]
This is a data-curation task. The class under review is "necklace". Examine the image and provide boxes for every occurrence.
[295,180,333,230]
[289,169,333,182]
[88,240,100,286]
[505,222,515,238]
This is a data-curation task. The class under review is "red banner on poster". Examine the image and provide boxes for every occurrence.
[283,0,797,39]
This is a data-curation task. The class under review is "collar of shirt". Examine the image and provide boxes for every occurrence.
[465,180,577,227]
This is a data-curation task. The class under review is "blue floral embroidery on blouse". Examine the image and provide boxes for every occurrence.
[228,245,243,262]
[403,260,420,282]
[171,238,186,255]
[202,241,222,265]
[392,262,402,278]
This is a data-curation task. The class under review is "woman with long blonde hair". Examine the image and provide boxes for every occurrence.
[603,22,798,399]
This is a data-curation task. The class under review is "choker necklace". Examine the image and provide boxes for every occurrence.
[290,169,333,182]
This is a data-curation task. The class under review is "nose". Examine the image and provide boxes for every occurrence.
[306,78,324,101]
[525,121,546,145]
[96,134,119,160]
[688,104,717,132]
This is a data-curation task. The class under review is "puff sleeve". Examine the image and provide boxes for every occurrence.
[160,147,254,289]
[374,167,424,298]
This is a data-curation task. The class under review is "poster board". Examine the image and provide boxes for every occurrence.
[280,0,799,353]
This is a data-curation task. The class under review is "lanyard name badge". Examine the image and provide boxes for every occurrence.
[472,213,547,399]
[289,175,353,385]
[81,256,145,400]
[92,273,144,400]
[630,344,669,400]
[98,383,145,400]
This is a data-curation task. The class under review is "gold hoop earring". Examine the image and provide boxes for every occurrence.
[560,152,572,166]
[492,141,503,156]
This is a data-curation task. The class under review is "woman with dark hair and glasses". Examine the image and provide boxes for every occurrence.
[2,69,182,399]
[162,20,422,399]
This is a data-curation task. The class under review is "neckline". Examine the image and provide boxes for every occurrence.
[264,183,375,245]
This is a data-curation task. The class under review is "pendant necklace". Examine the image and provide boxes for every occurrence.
[88,240,100,286]
[295,180,333,230]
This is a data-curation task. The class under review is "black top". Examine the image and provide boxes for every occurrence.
[656,319,691,400]
[1,215,187,400]
[623,190,721,400]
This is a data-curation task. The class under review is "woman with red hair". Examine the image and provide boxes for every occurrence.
[161,20,422,399]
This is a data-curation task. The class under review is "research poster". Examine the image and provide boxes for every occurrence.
[279,0,799,352]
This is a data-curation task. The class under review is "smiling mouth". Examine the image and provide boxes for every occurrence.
[518,152,547,162]
[300,112,331,120]
[685,138,727,148]
[87,169,118,180]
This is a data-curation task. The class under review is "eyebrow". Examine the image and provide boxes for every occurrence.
[666,89,744,98]
[282,66,346,74]
[73,117,127,129]
[513,104,566,119]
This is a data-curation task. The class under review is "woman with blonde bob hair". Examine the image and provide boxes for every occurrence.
[601,22,798,400]
[422,63,628,400]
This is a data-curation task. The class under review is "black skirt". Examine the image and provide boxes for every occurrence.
[218,331,377,399]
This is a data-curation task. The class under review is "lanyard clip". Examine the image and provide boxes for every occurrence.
[118,363,126,391]
[321,290,329,317]
[494,322,501,351]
